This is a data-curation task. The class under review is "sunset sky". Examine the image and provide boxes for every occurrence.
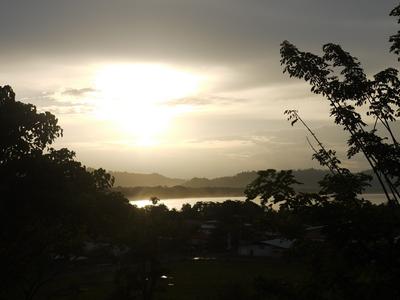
[1,0,399,178]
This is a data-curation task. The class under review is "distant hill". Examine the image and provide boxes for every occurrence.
[292,169,330,192]
[111,171,185,187]
[182,171,259,188]
[182,169,330,192]
[110,169,384,193]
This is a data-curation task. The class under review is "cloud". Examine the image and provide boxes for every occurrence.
[167,95,245,106]
[20,89,95,115]
[2,0,398,176]
[62,87,96,96]
[39,105,93,115]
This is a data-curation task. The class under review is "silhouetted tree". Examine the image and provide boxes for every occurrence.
[280,5,400,204]
[244,4,400,299]
[0,86,132,300]
[0,86,62,164]
[245,169,300,208]
[248,4,400,299]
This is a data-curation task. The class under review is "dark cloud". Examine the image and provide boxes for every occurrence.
[1,0,398,91]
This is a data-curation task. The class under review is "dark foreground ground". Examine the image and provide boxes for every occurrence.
[36,257,306,300]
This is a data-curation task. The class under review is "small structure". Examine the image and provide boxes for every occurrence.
[190,231,209,247]
[304,225,325,241]
[238,238,294,258]
[199,220,218,235]
[83,241,129,257]
[190,220,219,249]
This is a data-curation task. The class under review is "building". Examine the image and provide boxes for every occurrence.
[238,238,295,258]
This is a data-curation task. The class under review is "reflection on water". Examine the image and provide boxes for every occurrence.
[129,194,387,210]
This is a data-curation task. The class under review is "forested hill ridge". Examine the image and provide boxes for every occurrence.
[110,171,185,187]
[111,168,384,193]
[182,169,330,191]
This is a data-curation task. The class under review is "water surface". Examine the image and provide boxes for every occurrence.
[129,193,387,210]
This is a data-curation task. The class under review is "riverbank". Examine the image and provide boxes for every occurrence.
[114,186,244,200]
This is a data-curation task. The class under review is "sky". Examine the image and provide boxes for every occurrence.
[1,0,399,178]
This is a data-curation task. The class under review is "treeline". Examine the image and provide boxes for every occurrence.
[113,185,244,200]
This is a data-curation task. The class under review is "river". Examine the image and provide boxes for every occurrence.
[128,193,388,210]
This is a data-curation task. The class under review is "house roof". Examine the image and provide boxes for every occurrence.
[260,238,294,249]
[305,225,325,231]
[201,224,217,230]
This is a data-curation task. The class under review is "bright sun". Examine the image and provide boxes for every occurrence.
[93,64,200,146]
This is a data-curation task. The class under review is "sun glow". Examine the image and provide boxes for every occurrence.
[93,64,201,146]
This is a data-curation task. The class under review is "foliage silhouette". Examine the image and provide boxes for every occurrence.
[243,4,400,299]
[0,86,132,300]
[0,86,62,164]
[280,12,400,204]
